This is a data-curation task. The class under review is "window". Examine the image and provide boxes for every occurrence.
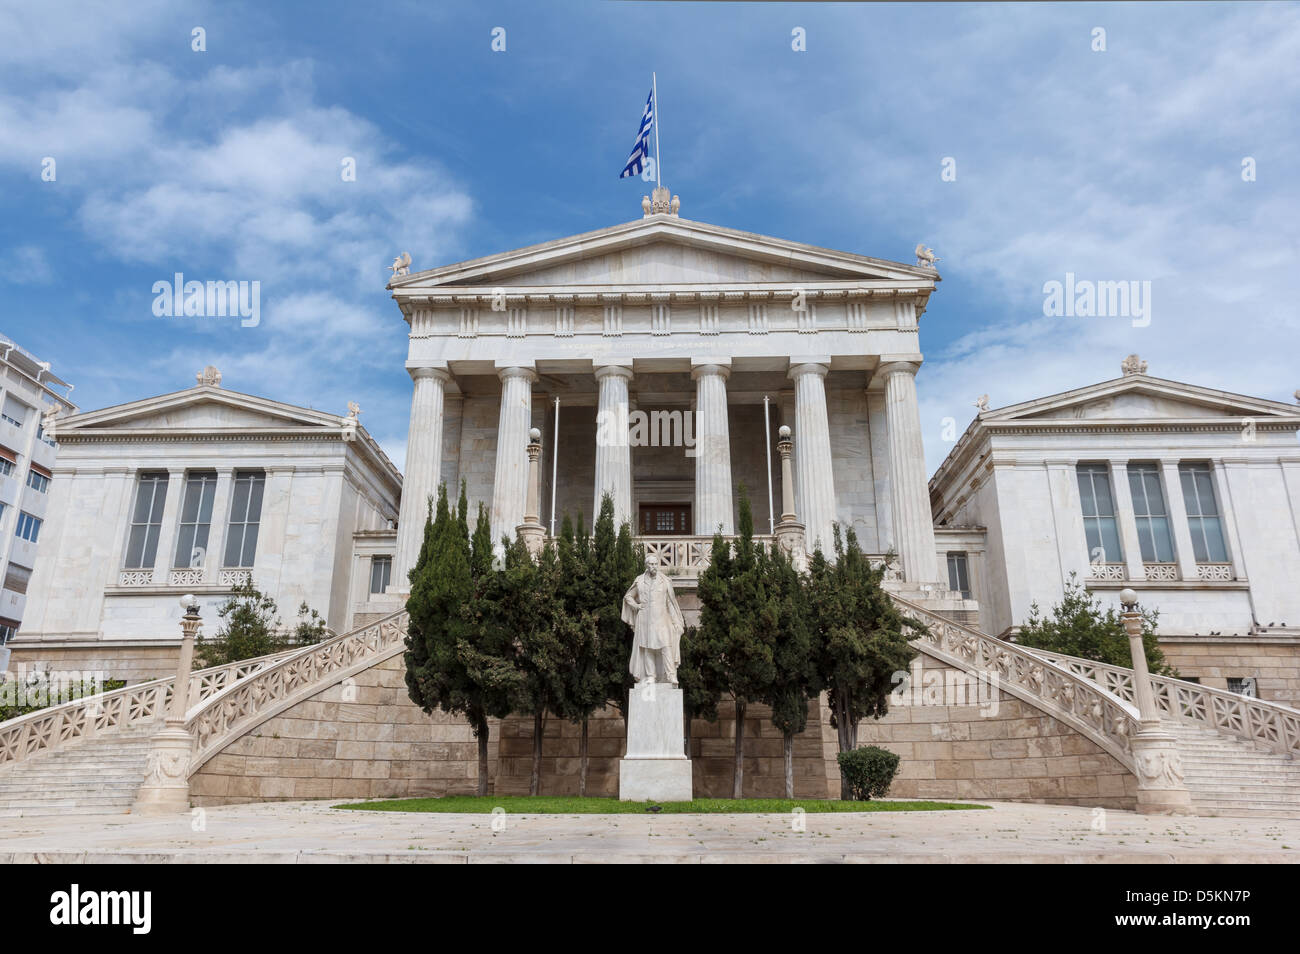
[173,472,217,568]
[3,563,30,594]
[1127,463,1174,563]
[370,555,393,594]
[14,511,41,543]
[0,617,18,644]
[946,551,971,599]
[0,396,26,429]
[223,471,265,567]
[1227,677,1257,698]
[1179,463,1228,563]
[25,469,49,494]
[638,503,692,536]
[124,473,168,568]
[0,458,11,478]
[1077,464,1122,563]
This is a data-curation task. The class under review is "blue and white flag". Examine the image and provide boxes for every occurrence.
[619,87,654,179]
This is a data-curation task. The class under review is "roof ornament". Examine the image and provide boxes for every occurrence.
[914,244,939,268]
[40,403,61,442]
[1121,354,1148,376]
[642,186,680,218]
[974,394,990,413]
[388,252,411,278]
[197,366,222,388]
[1293,389,1300,405]
[341,402,361,442]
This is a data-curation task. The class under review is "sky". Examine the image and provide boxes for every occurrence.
[1,0,1297,477]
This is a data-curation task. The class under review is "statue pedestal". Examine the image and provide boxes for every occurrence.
[618,682,693,802]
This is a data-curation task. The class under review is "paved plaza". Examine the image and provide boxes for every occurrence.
[1,800,1296,863]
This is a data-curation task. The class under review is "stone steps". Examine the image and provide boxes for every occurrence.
[1161,721,1300,817]
[0,729,155,816]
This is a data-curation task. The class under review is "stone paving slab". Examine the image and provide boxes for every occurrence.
[0,799,1297,863]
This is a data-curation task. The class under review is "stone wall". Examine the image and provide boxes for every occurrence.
[1159,635,1300,706]
[852,654,1138,809]
[5,642,180,686]
[493,698,833,799]
[190,655,495,805]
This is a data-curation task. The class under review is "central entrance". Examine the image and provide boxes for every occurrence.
[638,502,692,535]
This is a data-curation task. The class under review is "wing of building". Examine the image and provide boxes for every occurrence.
[8,368,400,683]
[930,359,1300,702]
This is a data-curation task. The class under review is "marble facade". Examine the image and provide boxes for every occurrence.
[387,200,948,594]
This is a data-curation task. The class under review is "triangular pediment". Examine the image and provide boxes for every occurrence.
[983,375,1300,424]
[389,215,936,291]
[62,386,346,433]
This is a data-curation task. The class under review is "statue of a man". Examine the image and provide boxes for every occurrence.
[622,555,685,685]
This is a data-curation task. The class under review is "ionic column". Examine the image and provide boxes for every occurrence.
[879,361,938,582]
[392,365,450,592]
[789,362,836,554]
[692,360,734,535]
[593,363,634,529]
[490,366,537,547]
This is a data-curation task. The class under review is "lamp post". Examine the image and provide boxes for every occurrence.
[133,595,202,815]
[772,425,807,568]
[516,427,546,557]
[1120,588,1192,815]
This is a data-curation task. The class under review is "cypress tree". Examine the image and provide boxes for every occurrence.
[809,527,921,798]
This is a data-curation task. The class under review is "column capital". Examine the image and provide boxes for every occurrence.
[406,363,451,384]
[594,363,635,382]
[877,359,922,378]
[787,361,829,381]
[691,360,731,381]
[497,365,538,384]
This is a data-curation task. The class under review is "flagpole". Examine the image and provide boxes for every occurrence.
[652,71,661,189]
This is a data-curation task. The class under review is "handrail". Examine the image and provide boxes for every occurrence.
[1020,646,1300,757]
[887,594,1141,769]
[0,636,350,769]
[185,609,410,773]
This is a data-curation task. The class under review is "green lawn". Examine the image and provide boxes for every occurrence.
[334,795,988,814]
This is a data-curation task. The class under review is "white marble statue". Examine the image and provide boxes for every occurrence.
[914,243,940,267]
[623,555,685,685]
[389,252,411,277]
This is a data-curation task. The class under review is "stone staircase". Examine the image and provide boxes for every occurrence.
[0,725,156,817]
[1171,722,1300,819]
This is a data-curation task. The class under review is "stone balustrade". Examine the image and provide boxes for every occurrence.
[1021,646,1300,757]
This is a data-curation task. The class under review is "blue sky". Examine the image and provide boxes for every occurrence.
[1,1,1297,475]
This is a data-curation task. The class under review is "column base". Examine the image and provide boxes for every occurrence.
[516,521,546,558]
[1132,723,1193,815]
[774,519,808,568]
[131,727,193,815]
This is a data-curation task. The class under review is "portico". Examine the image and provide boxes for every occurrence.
[388,201,947,591]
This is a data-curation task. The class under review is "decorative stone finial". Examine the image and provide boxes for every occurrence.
[974,394,990,413]
[914,243,939,268]
[388,252,411,278]
[528,427,541,444]
[40,403,61,442]
[345,401,361,421]
[642,186,680,217]
[197,366,222,387]
[1121,354,1148,376]
[1293,388,1299,405]
[778,424,791,439]
[341,402,361,442]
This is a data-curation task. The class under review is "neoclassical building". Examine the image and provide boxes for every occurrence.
[10,368,401,683]
[387,192,958,612]
[930,358,1300,704]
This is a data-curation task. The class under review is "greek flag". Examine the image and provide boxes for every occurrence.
[619,87,654,179]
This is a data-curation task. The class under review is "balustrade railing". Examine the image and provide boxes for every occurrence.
[0,645,301,768]
[887,593,1140,767]
[1020,646,1300,757]
[186,610,409,770]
